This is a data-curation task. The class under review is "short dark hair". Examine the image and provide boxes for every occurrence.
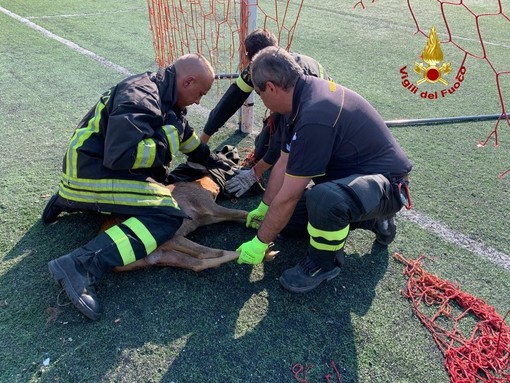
[244,28,278,61]
[251,46,303,91]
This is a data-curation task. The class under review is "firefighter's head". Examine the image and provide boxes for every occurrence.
[244,28,278,61]
[174,53,215,108]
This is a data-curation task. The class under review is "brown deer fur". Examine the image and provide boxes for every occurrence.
[101,175,269,272]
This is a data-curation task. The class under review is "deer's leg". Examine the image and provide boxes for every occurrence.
[113,258,151,272]
[113,247,239,272]
[173,205,248,237]
[161,235,239,260]
[195,205,248,227]
[211,204,248,223]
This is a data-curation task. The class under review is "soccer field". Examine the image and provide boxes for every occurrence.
[1,1,509,382]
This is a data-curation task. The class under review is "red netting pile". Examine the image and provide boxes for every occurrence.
[393,253,510,382]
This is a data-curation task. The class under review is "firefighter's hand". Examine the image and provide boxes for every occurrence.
[246,201,269,229]
[225,168,258,197]
[236,236,269,265]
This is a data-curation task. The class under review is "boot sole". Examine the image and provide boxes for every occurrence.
[279,267,341,293]
[48,260,101,321]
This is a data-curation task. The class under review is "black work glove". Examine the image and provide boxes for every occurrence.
[197,152,239,197]
[203,152,236,171]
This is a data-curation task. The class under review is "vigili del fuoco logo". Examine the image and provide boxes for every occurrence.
[399,26,466,99]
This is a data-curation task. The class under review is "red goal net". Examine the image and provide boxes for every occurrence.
[146,0,305,76]
[356,0,510,177]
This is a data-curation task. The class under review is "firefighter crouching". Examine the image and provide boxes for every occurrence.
[235,47,413,293]
[43,54,229,320]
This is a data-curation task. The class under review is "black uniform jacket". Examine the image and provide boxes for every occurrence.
[57,66,209,213]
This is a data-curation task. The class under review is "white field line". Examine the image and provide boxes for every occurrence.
[399,210,510,271]
[304,3,510,49]
[26,9,145,20]
[0,6,133,76]
[3,6,510,271]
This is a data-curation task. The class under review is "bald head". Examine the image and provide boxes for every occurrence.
[174,54,215,79]
[174,54,215,109]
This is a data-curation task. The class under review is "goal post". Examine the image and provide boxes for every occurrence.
[146,0,305,134]
[239,0,257,133]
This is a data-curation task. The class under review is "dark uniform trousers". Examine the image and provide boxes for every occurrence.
[60,198,184,279]
[282,174,404,269]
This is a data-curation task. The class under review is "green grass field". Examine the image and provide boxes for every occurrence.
[1,1,509,382]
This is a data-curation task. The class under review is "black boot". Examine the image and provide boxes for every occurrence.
[279,256,341,293]
[41,194,65,224]
[373,216,396,246]
[48,253,102,320]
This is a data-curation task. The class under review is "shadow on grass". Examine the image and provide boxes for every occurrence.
[153,238,391,383]
[1,205,389,383]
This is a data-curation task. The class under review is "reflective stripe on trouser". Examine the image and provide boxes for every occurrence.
[307,222,349,269]
[301,175,400,268]
[308,222,349,252]
[73,213,183,278]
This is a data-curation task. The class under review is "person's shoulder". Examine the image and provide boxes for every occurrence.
[116,72,155,91]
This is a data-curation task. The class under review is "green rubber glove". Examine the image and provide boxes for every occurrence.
[246,201,269,229]
[236,236,269,265]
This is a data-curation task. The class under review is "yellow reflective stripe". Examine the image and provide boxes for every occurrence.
[308,222,349,250]
[318,64,325,79]
[180,132,200,154]
[307,222,350,241]
[333,86,346,127]
[105,225,136,265]
[310,237,346,251]
[285,172,325,179]
[236,76,253,93]
[133,139,157,169]
[58,174,180,208]
[328,80,337,92]
[59,186,178,207]
[161,124,180,155]
[123,217,157,255]
[60,173,171,194]
[66,96,109,178]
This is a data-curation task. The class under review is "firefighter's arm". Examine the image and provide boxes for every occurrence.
[262,151,288,206]
[201,67,253,141]
[103,104,171,170]
[261,116,284,166]
[238,171,309,264]
[183,120,232,170]
[176,118,209,163]
[258,173,311,244]
[244,152,288,229]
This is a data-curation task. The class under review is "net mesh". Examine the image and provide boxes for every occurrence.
[355,0,510,177]
[406,0,510,178]
[146,0,305,75]
[393,253,510,383]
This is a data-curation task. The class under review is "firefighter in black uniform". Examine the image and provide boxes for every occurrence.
[235,47,413,293]
[43,54,226,320]
[199,28,330,197]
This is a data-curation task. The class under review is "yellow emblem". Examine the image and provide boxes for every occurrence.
[414,26,452,85]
